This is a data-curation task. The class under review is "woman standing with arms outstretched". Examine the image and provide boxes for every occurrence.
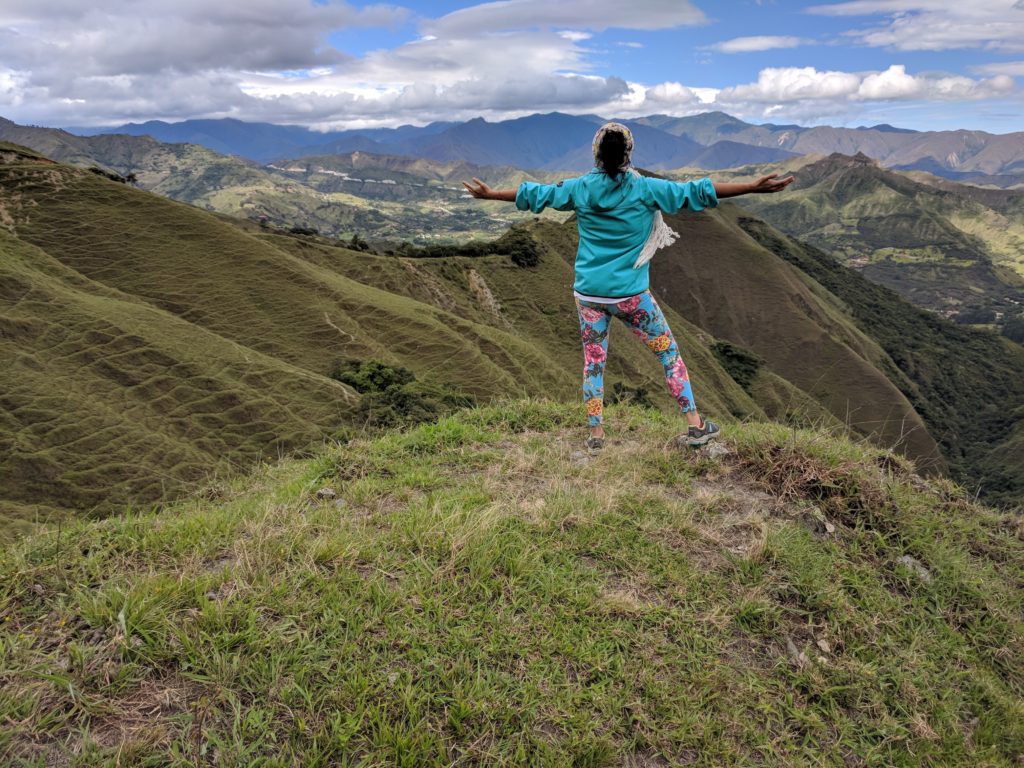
[464,122,793,452]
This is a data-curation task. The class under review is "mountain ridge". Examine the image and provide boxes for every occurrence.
[728,152,1024,320]
[66,110,1024,178]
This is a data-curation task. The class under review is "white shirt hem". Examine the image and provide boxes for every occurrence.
[573,290,644,304]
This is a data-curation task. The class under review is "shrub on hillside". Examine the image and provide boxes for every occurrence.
[347,233,371,252]
[331,360,415,393]
[955,306,996,324]
[381,225,542,267]
[1002,316,1024,344]
[87,167,128,184]
[711,341,762,392]
[608,382,655,409]
[329,359,475,428]
[499,227,542,268]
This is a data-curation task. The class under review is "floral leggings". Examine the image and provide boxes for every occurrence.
[575,290,695,426]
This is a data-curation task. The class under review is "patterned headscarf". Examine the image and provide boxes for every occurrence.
[592,122,634,173]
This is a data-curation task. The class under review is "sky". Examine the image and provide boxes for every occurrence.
[1,0,1022,133]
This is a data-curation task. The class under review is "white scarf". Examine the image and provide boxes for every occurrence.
[633,208,679,269]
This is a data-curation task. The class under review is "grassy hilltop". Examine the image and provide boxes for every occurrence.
[2,400,1022,766]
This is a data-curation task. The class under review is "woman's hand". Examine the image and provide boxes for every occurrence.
[749,173,795,194]
[462,177,494,199]
[461,177,518,202]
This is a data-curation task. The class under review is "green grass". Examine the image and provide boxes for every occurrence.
[2,400,1021,766]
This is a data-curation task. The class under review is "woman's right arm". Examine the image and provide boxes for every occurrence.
[645,173,794,214]
[713,174,794,198]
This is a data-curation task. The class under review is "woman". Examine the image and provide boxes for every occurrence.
[463,122,793,452]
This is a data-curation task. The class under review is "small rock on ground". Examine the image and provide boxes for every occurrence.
[896,554,932,583]
[703,441,732,458]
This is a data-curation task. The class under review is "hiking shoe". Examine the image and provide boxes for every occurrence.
[685,419,720,447]
[585,436,604,454]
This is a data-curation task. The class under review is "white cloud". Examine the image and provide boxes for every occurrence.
[708,36,809,53]
[809,0,1024,52]
[809,0,966,14]
[423,0,706,37]
[972,60,1024,76]
[598,81,725,121]
[716,64,1014,108]
[719,67,862,103]
[0,1,406,77]
[0,0,1018,130]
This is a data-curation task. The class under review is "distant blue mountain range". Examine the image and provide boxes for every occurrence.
[67,110,1024,177]
[69,112,798,170]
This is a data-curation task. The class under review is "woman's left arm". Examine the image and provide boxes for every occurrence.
[462,178,517,202]
[713,173,795,199]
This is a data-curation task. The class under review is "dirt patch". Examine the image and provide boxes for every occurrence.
[399,259,458,311]
[691,478,785,518]
[466,267,506,324]
[598,571,669,613]
[87,676,198,746]
[623,749,678,766]
[8,674,203,765]
[0,198,15,229]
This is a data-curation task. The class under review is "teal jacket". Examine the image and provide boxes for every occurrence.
[515,170,718,298]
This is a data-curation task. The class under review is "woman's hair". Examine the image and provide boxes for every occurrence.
[597,130,627,180]
[592,122,634,180]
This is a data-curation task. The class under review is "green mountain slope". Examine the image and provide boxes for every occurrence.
[731,215,1024,507]
[722,153,1024,320]
[645,203,944,470]
[0,225,358,537]
[2,401,1022,765]
[0,152,567,396]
